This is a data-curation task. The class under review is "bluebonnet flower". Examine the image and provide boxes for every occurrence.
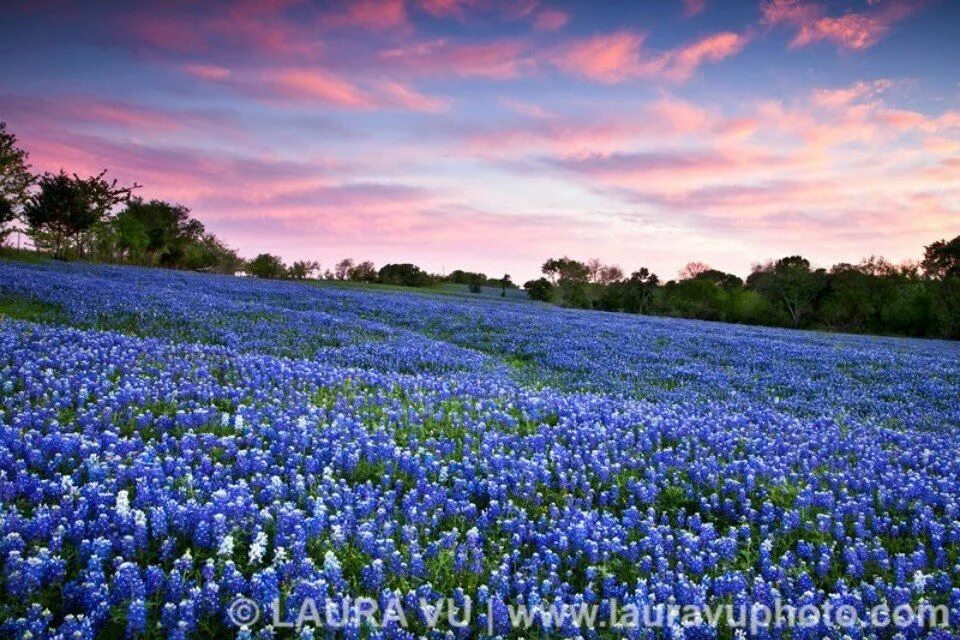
[0,258,958,638]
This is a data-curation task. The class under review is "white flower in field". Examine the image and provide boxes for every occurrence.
[218,535,235,558]
[249,531,268,565]
[297,416,307,429]
[115,490,131,517]
[324,550,341,572]
[221,412,230,427]
[913,570,928,593]
[275,546,287,562]
[235,415,244,429]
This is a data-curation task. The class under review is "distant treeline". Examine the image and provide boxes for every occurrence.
[2,120,958,339]
[524,248,960,340]
[245,255,517,295]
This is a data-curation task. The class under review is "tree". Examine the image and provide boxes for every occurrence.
[541,257,590,307]
[542,257,589,284]
[586,258,604,283]
[524,277,553,302]
[662,278,729,320]
[922,235,960,280]
[349,260,377,282]
[747,256,827,326]
[247,253,287,279]
[181,233,243,274]
[447,269,489,292]
[24,170,138,259]
[289,260,319,279]
[933,278,960,339]
[0,122,33,243]
[334,258,355,280]
[500,273,512,298]
[693,269,743,290]
[114,198,202,266]
[679,261,710,280]
[466,272,485,294]
[621,268,660,314]
[378,263,431,287]
[597,264,624,285]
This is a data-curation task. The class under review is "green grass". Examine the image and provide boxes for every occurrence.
[308,278,460,297]
[308,278,532,303]
[0,247,47,264]
[0,293,64,323]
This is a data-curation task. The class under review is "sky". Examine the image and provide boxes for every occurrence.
[1,0,958,282]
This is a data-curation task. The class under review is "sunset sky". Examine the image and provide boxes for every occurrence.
[1,0,958,281]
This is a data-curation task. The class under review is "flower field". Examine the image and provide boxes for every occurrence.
[1,258,959,639]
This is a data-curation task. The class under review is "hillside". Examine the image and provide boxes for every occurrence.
[1,258,958,637]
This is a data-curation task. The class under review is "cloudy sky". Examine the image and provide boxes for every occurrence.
[1,0,958,281]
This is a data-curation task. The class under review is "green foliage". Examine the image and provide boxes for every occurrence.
[378,262,432,287]
[446,269,487,293]
[662,278,729,321]
[933,277,960,339]
[246,253,288,279]
[0,121,33,242]
[288,260,319,279]
[179,233,244,274]
[541,257,592,307]
[922,236,960,280]
[114,198,203,267]
[0,246,46,264]
[349,259,377,282]
[533,244,960,340]
[0,293,64,323]
[24,170,138,260]
[747,256,828,326]
[523,277,553,302]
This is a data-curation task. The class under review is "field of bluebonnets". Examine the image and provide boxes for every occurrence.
[1,257,959,639]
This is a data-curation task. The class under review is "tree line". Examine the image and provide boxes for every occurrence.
[525,246,960,339]
[2,120,958,338]
[246,254,517,296]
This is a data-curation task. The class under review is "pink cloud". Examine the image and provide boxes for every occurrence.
[553,31,644,83]
[810,79,892,108]
[500,98,554,119]
[415,0,542,22]
[323,0,408,31]
[9,124,335,209]
[181,60,451,114]
[660,31,747,81]
[647,97,712,131]
[533,8,569,31]
[417,0,477,18]
[553,31,746,83]
[378,81,451,113]
[0,94,238,138]
[682,0,707,18]
[182,63,232,81]
[762,0,920,51]
[380,38,532,79]
[464,97,721,157]
[261,69,374,108]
